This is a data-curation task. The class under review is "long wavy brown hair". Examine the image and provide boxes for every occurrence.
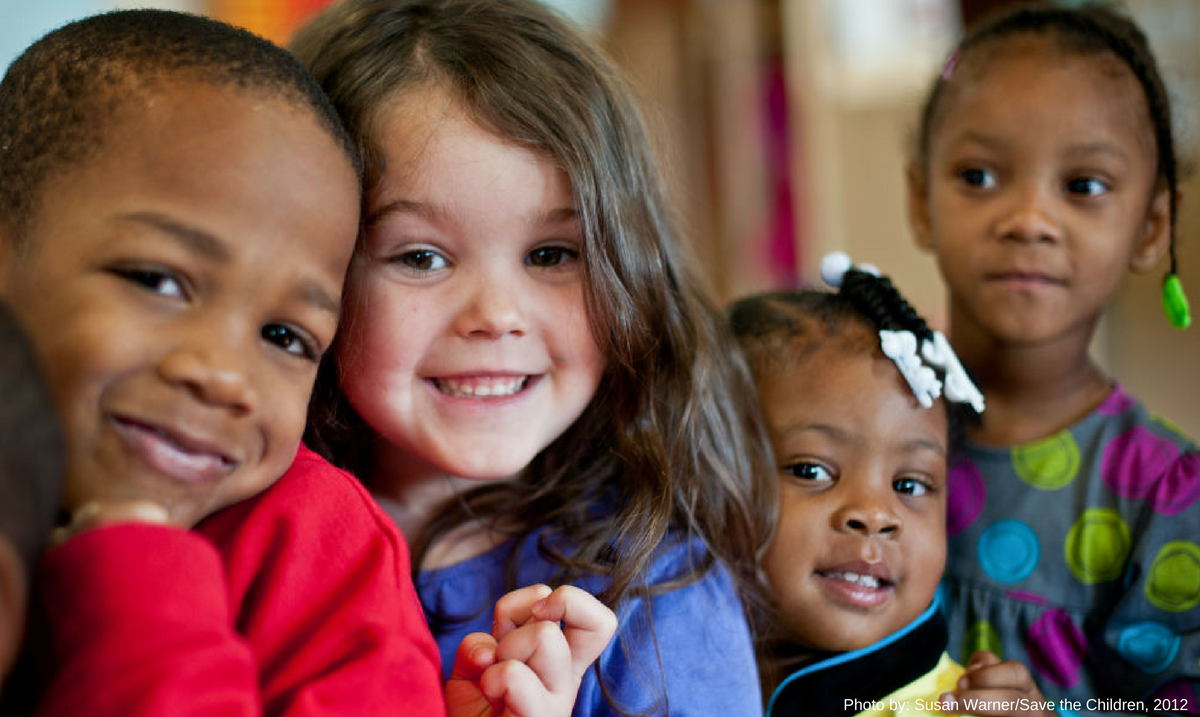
[293,0,776,702]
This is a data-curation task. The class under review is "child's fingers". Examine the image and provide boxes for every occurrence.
[448,631,499,682]
[957,660,1037,693]
[940,687,1054,717]
[492,584,554,640]
[479,659,558,717]
[51,500,171,546]
[964,650,1003,670]
[494,619,575,695]
[529,585,618,675]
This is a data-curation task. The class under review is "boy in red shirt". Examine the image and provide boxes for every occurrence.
[0,10,612,717]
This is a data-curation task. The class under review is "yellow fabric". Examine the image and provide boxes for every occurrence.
[852,653,965,716]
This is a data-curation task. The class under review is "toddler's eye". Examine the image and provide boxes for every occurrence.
[1066,177,1108,197]
[262,324,319,361]
[527,245,579,268]
[115,267,187,299]
[393,249,448,272]
[784,462,833,483]
[894,477,930,497]
[959,167,996,189]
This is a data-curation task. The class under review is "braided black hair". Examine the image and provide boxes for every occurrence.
[916,1,1182,279]
[730,267,979,449]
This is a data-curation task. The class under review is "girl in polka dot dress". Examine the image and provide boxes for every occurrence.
[906,3,1199,712]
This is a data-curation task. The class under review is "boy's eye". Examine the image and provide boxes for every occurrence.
[262,324,319,361]
[1065,177,1108,197]
[783,462,833,483]
[392,249,448,272]
[959,167,996,189]
[894,477,930,497]
[526,245,579,268]
[115,267,187,299]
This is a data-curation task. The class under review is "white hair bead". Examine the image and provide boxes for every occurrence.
[820,251,852,288]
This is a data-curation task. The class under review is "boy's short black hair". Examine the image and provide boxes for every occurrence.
[0,8,362,242]
[0,300,63,573]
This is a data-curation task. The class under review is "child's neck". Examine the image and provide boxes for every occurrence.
[954,323,1113,447]
[367,443,514,571]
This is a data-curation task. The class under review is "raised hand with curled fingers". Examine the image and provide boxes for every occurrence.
[445,584,618,717]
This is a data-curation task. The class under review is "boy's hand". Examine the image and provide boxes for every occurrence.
[939,651,1056,717]
[51,500,171,547]
[445,584,618,717]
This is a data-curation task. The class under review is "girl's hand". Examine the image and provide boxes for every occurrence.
[938,651,1056,717]
[445,584,618,717]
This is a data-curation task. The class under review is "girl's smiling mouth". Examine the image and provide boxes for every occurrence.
[815,561,896,609]
[432,375,531,399]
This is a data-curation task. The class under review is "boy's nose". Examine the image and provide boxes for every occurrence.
[995,186,1063,244]
[453,271,527,339]
[157,341,256,415]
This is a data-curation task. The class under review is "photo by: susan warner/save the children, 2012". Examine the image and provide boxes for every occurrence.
[845,697,1169,715]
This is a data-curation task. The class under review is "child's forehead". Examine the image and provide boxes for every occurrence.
[950,33,1142,113]
[933,35,1153,155]
[25,79,336,221]
[27,80,358,268]
[760,337,950,437]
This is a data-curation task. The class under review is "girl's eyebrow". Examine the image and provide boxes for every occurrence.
[951,132,1128,163]
[366,198,449,226]
[779,422,850,443]
[1061,141,1128,161]
[538,206,577,225]
[900,437,947,458]
[948,131,1008,152]
[781,423,946,458]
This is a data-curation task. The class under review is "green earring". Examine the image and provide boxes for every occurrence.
[1163,273,1191,329]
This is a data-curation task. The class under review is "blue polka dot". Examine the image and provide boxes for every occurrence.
[977,519,1040,584]
[1117,622,1180,673]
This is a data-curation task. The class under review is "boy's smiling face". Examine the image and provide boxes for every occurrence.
[758,333,948,652]
[0,81,360,527]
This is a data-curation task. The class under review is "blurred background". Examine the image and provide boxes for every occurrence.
[2,0,1198,436]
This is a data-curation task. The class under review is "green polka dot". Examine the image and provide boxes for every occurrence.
[1145,541,1200,613]
[964,620,1003,662]
[1012,431,1080,490]
[1065,508,1131,584]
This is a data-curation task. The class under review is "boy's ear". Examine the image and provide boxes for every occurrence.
[0,537,27,683]
[905,161,934,252]
[1129,186,1173,274]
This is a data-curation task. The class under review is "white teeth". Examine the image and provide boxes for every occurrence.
[437,376,527,398]
[825,571,882,588]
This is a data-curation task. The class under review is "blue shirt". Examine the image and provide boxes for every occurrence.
[417,528,762,716]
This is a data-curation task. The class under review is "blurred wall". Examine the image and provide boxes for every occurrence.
[0,0,200,70]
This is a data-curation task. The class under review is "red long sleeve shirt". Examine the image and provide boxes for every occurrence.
[34,444,444,716]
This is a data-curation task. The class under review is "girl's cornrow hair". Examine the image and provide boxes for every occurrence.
[920,3,1180,274]
[839,268,934,344]
[824,255,983,445]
